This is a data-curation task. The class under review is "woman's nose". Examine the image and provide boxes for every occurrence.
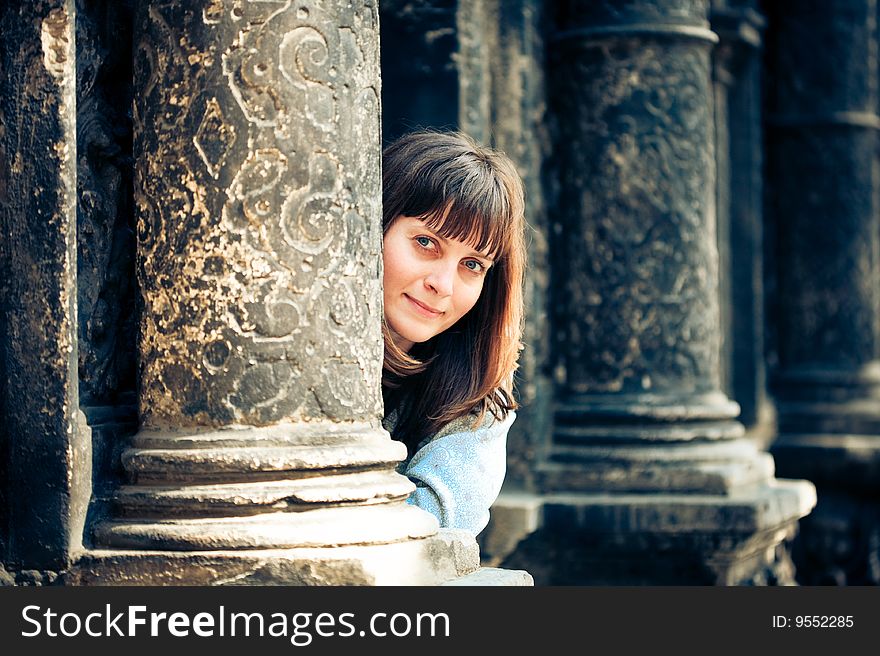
[424,260,455,297]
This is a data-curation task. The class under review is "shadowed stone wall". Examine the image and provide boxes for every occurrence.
[712,0,771,438]
[76,0,137,409]
[75,0,139,550]
[456,0,552,495]
[446,0,554,562]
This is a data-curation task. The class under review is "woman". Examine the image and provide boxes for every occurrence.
[381,130,527,536]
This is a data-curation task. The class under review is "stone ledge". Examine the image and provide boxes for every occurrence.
[63,530,481,586]
[480,481,817,577]
[772,433,880,491]
[539,479,817,534]
[480,491,544,566]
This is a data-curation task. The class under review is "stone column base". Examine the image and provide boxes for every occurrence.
[479,491,544,567]
[772,438,880,584]
[772,434,880,491]
[489,480,816,585]
[62,530,489,586]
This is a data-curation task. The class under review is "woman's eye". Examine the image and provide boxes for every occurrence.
[464,260,485,273]
[415,236,434,250]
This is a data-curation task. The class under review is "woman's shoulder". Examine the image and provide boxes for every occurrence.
[434,407,513,439]
[401,407,514,535]
[413,407,516,455]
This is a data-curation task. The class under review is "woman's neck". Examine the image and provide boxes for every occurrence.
[388,326,414,353]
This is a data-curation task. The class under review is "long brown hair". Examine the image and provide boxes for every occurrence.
[381,130,526,455]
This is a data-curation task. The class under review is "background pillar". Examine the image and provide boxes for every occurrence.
[501,0,815,585]
[453,0,553,563]
[765,0,880,584]
[711,0,772,438]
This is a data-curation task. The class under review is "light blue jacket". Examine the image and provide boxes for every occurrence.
[385,408,514,537]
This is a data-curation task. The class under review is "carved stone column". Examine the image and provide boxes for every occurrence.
[68,0,486,585]
[766,0,880,584]
[501,0,815,585]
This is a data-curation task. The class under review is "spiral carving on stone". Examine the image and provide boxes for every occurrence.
[135,1,382,426]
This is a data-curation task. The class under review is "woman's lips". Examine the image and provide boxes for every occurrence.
[404,294,443,318]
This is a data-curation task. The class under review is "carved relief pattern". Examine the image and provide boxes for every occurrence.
[555,39,720,395]
[134,1,382,427]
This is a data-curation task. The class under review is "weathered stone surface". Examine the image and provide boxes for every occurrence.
[95,504,439,551]
[501,482,813,585]
[132,0,383,429]
[539,442,775,495]
[0,565,15,586]
[431,528,480,575]
[479,492,543,566]
[551,0,723,399]
[0,0,91,570]
[543,0,780,486]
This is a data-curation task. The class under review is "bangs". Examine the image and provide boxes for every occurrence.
[418,187,512,262]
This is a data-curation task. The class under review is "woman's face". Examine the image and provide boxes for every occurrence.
[383,215,494,352]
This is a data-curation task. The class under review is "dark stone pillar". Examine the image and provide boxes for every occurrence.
[0,0,92,574]
[711,1,772,437]
[453,0,554,563]
[68,0,485,585]
[501,0,814,585]
[766,0,880,585]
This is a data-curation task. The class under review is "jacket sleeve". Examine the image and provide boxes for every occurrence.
[402,411,515,536]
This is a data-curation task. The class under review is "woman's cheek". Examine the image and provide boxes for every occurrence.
[462,281,483,314]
